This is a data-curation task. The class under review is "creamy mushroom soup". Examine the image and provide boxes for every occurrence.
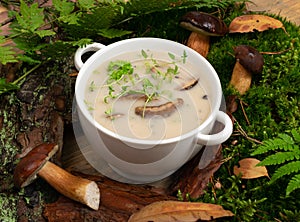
[84,49,211,140]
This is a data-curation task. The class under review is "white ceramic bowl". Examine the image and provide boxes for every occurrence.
[74,38,233,183]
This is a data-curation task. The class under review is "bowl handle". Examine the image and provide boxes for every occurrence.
[74,43,106,71]
[197,111,233,146]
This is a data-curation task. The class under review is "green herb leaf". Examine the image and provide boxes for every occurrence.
[182,50,187,64]
[89,81,97,92]
[168,52,175,60]
[108,60,133,81]
[141,49,148,59]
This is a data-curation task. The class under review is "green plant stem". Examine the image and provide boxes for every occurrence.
[13,63,41,85]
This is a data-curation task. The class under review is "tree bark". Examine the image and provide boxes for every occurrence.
[43,172,177,222]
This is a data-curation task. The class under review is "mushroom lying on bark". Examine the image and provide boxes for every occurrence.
[13,143,100,210]
[230,45,264,95]
[135,98,184,118]
[180,11,228,57]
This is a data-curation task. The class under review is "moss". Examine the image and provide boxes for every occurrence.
[0,193,18,222]
[197,11,300,220]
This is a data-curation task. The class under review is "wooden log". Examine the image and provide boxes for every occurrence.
[168,144,223,199]
[43,172,176,222]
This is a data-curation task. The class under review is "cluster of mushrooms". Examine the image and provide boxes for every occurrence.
[179,11,264,95]
[13,11,265,212]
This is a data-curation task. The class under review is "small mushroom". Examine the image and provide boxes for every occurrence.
[119,93,147,101]
[13,143,100,210]
[106,113,124,120]
[135,98,184,118]
[229,45,264,95]
[180,11,228,57]
[177,78,199,91]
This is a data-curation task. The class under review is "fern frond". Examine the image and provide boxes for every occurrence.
[251,136,296,156]
[278,133,295,144]
[0,78,19,95]
[0,44,17,65]
[291,128,300,143]
[270,161,300,183]
[97,28,132,39]
[286,174,300,196]
[257,151,298,166]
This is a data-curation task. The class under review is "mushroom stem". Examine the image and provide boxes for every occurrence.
[38,161,100,210]
[230,61,252,95]
[187,32,210,57]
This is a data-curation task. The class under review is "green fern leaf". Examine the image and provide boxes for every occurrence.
[10,0,55,55]
[258,151,297,166]
[77,0,96,10]
[286,174,300,196]
[0,78,19,95]
[53,0,78,24]
[53,0,75,16]
[0,37,17,65]
[270,161,300,183]
[98,28,132,39]
[35,30,56,38]
[70,39,93,47]
[16,0,45,33]
[291,128,300,143]
[254,129,300,197]
[251,137,295,156]
[278,133,294,144]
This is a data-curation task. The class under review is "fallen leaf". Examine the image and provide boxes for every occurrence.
[234,158,269,179]
[0,6,8,14]
[229,14,286,33]
[128,200,234,222]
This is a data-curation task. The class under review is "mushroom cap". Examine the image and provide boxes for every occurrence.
[234,45,264,74]
[180,11,228,36]
[13,143,58,188]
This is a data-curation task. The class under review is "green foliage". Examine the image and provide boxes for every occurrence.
[0,35,17,65]
[252,129,300,196]
[14,0,55,38]
[280,209,300,222]
[0,78,19,95]
[194,175,267,221]
[9,0,55,53]
[286,174,300,196]
[5,0,245,63]
[0,193,18,222]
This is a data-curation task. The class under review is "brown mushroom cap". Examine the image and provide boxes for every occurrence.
[13,143,58,188]
[180,11,228,36]
[234,45,264,74]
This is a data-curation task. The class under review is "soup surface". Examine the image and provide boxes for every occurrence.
[84,49,211,140]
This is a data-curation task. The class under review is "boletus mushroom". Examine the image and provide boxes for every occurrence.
[180,11,228,57]
[13,143,100,210]
[230,45,264,95]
